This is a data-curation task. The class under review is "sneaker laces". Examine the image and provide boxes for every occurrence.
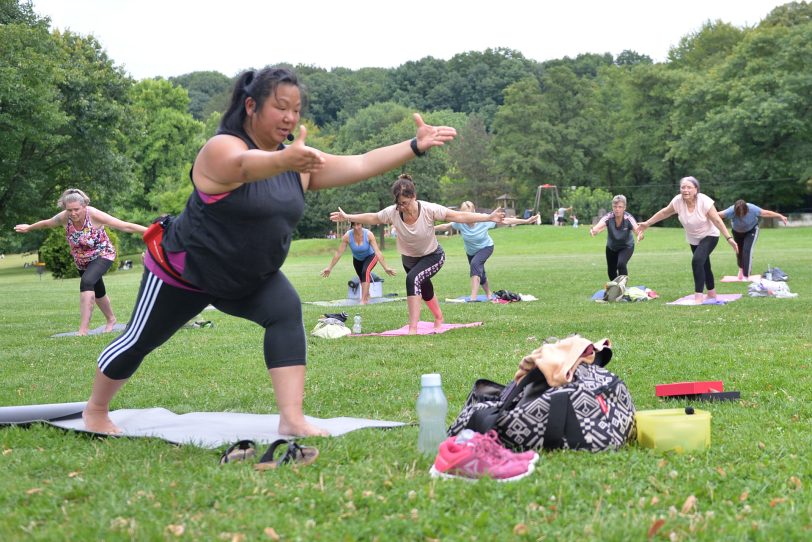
[477,431,519,462]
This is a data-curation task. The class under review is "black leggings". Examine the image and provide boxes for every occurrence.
[689,236,719,293]
[352,254,378,283]
[467,245,494,283]
[97,268,305,380]
[78,257,113,297]
[401,246,445,301]
[605,246,634,281]
[733,226,758,276]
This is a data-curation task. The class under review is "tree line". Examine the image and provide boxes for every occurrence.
[2,0,810,254]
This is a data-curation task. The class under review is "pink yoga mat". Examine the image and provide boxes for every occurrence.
[720,275,761,283]
[353,321,483,336]
[666,294,742,306]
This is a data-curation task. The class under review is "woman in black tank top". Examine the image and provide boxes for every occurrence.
[84,67,459,438]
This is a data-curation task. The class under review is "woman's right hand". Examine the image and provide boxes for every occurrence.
[14,224,31,233]
[320,267,331,278]
[329,207,348,223]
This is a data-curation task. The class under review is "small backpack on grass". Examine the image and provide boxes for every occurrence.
[603,275,628,302]
[448,336,636,452]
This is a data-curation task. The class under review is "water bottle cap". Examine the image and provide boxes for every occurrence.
[421,373,442,387]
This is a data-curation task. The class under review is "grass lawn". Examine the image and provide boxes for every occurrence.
[1,225,810,541]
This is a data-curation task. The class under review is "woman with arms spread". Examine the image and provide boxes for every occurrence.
[589,195,643,281]
[83,67,457,436]
[15,188,146,335]
[435,201,537,301]
[331,176,503,333]
[637,176,737,304]
[321,222,396,304]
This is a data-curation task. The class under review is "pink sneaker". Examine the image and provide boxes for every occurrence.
[480,430,539,466]
[430,434,534,482]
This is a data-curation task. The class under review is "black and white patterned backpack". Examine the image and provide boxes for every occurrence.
[448,357,636,452]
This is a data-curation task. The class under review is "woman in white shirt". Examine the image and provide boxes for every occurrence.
[637,177,737,304]
[331,175,503,333]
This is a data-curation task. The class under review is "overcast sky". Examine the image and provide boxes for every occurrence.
[31,0,788,80]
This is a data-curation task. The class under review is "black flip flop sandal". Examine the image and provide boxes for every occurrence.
[254,439,319,471]
[219,439,256,464]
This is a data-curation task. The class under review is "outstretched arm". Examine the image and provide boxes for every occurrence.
[321,234,349,278]
[445,208,505,224]
[330,207,383,226]
[637,203,676,240]
[708,206,738,254]
[307,114,457,191]
[434,222,453,233]
[14,212,65,233]
[368,233,396,276]
[89,208,147,234]
[503,214,539,225]
[760,209,788,225]
[589,218,607,237]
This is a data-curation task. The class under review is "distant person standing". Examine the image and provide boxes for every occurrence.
[589,195,642,281]
[556,206,572,226]
[720,200,788,280]
[14,188,147,335]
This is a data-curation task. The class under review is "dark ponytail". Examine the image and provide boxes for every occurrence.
[219,67,302,134]
[391,174,416,202]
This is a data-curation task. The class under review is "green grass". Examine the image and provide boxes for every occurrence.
[1,226,811,541]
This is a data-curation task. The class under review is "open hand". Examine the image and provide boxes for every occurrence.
[490,207,506,223]
[384,267,397,277]
[283,125,326,174]
[413,113,457,154]
[320,268,331,278]
[329,207,348,223]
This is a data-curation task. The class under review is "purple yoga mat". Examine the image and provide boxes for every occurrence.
[666,294,742,306]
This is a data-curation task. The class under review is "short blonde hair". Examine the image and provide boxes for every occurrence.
[57,188,90,209]
[459,201,475,212]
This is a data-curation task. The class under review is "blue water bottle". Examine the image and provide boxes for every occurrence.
[416,373,448,455]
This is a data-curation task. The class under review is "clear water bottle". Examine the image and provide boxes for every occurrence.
[352,314,362,334]
[416,373,448,455]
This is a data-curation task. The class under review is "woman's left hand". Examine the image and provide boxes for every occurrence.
[384,266,397,277]
[413,113,457,154]
[727,237,739,254]
[490,207,505,223]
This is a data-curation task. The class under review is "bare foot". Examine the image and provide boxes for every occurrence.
[737,269,744,280]
[77,329,88,336]
[407,326,418,335]
[82,409,122,434]
[104,318,117,332]
[693,293,704,305]
[433,317,444,330]
[278,419,330,437]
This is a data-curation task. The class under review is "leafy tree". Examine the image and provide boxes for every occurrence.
[614,50,653,66]
[667,20,745,70]
[169,71,231,120]
[561,186,614,225]
[444,114,504,206]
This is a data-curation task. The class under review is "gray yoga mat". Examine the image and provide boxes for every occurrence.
[0,402,405,449]
[51,323,127,338]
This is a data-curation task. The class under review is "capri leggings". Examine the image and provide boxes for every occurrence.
[78,257,113,297]
[689,236,719,293]
[97,268,306,380]
[733,226,758,276]
[467,245,494,284]
[401,246,445,301]
[605,246,634,281]
[352,254,379,283]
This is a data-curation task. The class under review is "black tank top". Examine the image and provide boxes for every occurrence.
[162,129,304,299]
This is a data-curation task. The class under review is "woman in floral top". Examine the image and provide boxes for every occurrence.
[15,188,147,335]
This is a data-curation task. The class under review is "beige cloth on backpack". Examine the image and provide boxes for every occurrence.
[514,335,612,387]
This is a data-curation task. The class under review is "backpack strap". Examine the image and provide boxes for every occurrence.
[544,392,587,450]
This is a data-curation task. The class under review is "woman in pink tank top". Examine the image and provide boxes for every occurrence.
[14,188,147,335]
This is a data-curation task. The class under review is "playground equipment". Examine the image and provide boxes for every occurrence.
[532,184,563,223]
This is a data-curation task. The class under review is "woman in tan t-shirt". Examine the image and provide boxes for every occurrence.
[637,176,737,304]
[331,174,503,334]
